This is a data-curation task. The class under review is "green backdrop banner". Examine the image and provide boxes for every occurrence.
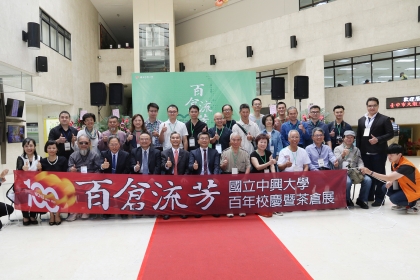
[132,71,256,127]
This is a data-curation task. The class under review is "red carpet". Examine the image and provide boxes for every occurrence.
[138,215,312,280]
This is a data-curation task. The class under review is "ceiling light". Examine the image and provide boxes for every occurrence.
[373,68,389,70]
[338,59,349,63]
[404,68,420,70]
[336,81,348,83]
[395,59,415,62]
[395,49,408,52]
[338,67,354,70]
[324,76,333,79]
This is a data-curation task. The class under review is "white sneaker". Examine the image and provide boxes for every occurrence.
[274,212,284,216]
[391,205,406,211]
[66,213,78,222]
[226,214,234,218]
[81,213,90,220]
[407,207,418,214]
[239,213,246,217]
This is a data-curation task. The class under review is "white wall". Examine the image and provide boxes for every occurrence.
[175,0,298,46]
[98,49,134,84]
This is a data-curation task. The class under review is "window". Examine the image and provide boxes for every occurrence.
[325,46,420,88]
[256,69,288,96]
[299,0,336,10]
[39,9,71,60]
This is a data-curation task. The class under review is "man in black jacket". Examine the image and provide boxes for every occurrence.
[356,97,393,206]
[189,132,221,175]
[161,132,190,176]
[131,132,161,175]
[48,111,78,160]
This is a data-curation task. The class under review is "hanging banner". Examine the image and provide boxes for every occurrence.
[13,170,346,215]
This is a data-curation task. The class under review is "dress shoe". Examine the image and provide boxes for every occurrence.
[30,219,38,225]
[356,199,369,209]
[23,219,30,226]
[372,201,384,207]
[239,213,246,217]
[194,215,202,218]
[180,215,188,219]
[226,214,234,218]
[163,215,170,220]
[121,215,128,220]
[212,214,220,218]
[346,200,354,207]
[101,214,110,220]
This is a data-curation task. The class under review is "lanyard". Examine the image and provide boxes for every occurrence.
[231,150,239,168]
[315,145,323,156]
[291,150,298,165]
[289,121,299,130]
[216,126,225,143]
[335,121,342,135]
[60,127,72,141]
[257,151,267,163]
[226,120,233,130]
[190,121,196,136]
[168,121,178,133]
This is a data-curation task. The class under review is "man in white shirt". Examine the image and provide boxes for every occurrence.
[158,104,188,150]
[277,130,311,172]
[232,104,260,155]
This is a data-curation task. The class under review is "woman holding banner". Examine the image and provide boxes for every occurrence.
[40,140,68,225]
[16,138,42,226]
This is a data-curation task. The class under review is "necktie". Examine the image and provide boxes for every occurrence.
[143,150,149,174]
[203,149,208,175]
[174,149,178,175]
[112,154,116,174]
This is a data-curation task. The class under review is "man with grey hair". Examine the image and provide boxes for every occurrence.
[280,106,310,148]
[220,132,250,218]
[305,127,338,171]
[277,130,310,172]
[67,135,102,221]
[334,130,371,209]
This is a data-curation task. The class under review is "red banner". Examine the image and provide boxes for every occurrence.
[13,170,346,215]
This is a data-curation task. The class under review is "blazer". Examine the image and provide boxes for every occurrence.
[100,150,131,174]
[161,148,190,175]
[188,147,221,175]
[130,147,161,174]
[356,112,394,154]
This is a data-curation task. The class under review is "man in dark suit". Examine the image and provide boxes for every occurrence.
[161,132,190,176]
[356,97,393,206]
[161,132,190,220]
[100,135,131,219]
[189,132,221,175]
[131,132,161,175]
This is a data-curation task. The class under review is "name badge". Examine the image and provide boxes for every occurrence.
[264,169,269,173]
[270,145,275,153]
[81,166,87,173]
[318,158,324,167]
[137,143,140,147]
[65,142,71,151]
[342,161,349,169]
[189,137,195,147]
[232,168,238,175]
[363,128,370,137]
[215,144,222,154]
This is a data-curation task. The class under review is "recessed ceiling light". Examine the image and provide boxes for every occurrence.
[373,68,389,70]
[395,59,416,62]
[338,59,350,63]
[338,67,354,70]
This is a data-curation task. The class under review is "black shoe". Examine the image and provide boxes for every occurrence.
[212,214,220,218]
[356,199,369,209]
[102,214,110,220]
[23,219,30,226]
[163,215,170,220]
[371,201,384,207]
[30,219,38,225]
[0,220,2,230]
[368,196,375,202]
[346,200,354,207]
[121,215,128,220]
[194,215,202,218]
[180,215,188,219]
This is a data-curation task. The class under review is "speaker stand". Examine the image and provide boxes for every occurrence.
[97,106,103,122]
[298,99,302,121]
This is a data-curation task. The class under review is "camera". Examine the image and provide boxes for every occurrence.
[336,136,343,145]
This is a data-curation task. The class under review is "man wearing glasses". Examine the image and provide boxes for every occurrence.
[305,105,331,149]
[68,135,102,173]
[356,97,393,206]
[305,128,338,171]
[158,104,188,150]
[222,104,236,130]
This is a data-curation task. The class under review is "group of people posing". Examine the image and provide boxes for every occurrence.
[1,96,419,229]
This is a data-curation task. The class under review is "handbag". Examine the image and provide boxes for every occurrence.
[346,152,364,184]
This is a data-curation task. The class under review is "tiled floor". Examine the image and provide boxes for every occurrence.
[1,157,419,279]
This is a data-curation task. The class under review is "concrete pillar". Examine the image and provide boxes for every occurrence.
[133,0,175,72]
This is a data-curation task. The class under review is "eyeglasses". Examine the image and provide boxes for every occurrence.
[367,105,378,108]
[310,111,320,114]
[168,111,177,114]
[223,109,232,112]
[313,134,324,137]
[79,142,89,145]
